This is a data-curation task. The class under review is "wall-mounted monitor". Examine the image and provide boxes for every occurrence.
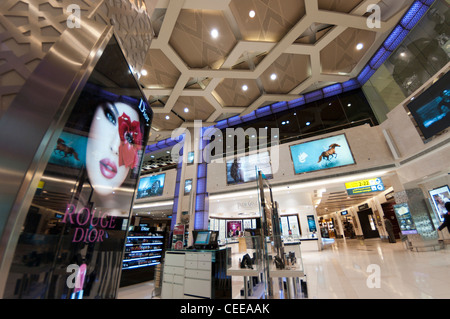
[429,185,450,222]
[136,173,166,199]
[290,133,355,174]
[184,179,193,195]
[226,220,242,237]
[226,151,273,185]
[341,210,348,215]
[407,71,450,140]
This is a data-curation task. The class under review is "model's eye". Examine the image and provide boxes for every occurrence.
[103,104,117,125]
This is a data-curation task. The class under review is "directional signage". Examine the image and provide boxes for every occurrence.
[345,177,385,195]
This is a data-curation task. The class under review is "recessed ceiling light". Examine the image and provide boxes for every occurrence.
[165,115,170,120]
[347,103,351,107]
[306,122,311,126]
[211,29,219,39]
[356,43,364,50]
[270,73,277,80]
[249,10,255,18]
[242,84,248,91]
[141,69,148,76]
[184,107,189,113]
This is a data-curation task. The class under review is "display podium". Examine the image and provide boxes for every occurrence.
[161,248,231,299]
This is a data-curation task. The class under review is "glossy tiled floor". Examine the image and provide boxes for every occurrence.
[117,238,450,299]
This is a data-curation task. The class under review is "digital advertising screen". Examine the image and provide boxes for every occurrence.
[393,203,418,235]
[226,220,242,237]
[290,134,355,174]
[429,185,450,222]
[407,71,450,140]
[226,151,273,185]
[136,173,166,199]
[184,179,193,195]
[5,35,153,299]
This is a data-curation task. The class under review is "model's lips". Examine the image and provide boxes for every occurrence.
[99,158,117,179]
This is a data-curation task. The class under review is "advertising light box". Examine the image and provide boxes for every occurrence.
[393,203,418,235]
[290,134,355,174]
[136,173,166,199]
[345,177,385,195]
[429,185,450,222]
[226,151,273,185]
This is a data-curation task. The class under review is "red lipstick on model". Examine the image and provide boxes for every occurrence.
[99,158,117,179]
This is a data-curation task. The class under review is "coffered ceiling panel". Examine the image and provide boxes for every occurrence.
[229,0,307,42]
[140,49,180,88]
[141,0,414,143]
[320,28,376,74]
[214,78,260,107]
[172,96,216,121]
[169,9,237,69]
[318,0,365,13]
[260,53,311,94]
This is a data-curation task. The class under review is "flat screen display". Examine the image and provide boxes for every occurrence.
[226,151,273,185]
[429,185,450,222]
[195,231,210,245]
[184,179,192,195]
[5,35,152,299]
[393,203,418,235]
[290,134,355,174]
[407,71,450,140]
[136,173,165,199]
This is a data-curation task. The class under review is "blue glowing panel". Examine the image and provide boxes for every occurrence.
[290,134,356,174]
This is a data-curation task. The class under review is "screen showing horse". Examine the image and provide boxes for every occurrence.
[290,133,355,174]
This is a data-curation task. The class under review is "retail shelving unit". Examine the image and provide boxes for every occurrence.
[120,230,167,287]
[122,235,164,270]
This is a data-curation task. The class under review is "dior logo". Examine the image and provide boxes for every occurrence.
[67,4,81,29]
[366,4,381,29]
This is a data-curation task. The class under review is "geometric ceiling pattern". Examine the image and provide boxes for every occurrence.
[142,0,414,143]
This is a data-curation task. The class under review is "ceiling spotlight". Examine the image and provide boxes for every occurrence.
[211,28,219,39]
[270,73,277,80]
[165,115,170,120]
[347,103,351,107]
[356,43,364,50]
[141,69,148,76]
[249,10,255,18]
[306,122,311,126]
[184,107,189,113]
[242,84,248,91]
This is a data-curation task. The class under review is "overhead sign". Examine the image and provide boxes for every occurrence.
[345,177,385,195]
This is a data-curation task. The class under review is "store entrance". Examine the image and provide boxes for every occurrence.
[357,208,380,239]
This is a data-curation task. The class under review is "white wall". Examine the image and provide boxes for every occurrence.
[207,123,395,195]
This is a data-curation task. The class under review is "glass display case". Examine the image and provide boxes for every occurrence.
[225,235,265,299]
[122,235,164,269]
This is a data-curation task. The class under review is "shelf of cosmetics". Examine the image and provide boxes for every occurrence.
[219,235,304,247]
[122,235,164,270]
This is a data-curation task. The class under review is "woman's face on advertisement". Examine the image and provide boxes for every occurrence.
[86,102,141,196]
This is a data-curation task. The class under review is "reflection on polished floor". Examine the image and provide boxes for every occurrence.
[117,238,450,299]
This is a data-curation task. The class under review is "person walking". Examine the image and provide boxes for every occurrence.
[438,202,450,232]
[383,215,396,243]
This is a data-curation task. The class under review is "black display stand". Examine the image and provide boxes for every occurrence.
[120,229,167,287]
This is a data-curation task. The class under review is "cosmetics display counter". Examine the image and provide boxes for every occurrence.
[161,248,231,299]
[120,228,167,287]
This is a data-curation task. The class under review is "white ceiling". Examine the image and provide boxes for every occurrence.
[141,0,413,143]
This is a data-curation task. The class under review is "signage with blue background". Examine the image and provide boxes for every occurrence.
[290,134,355,174]
[136,173,166,199]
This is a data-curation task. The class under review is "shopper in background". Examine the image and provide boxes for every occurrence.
[383,215,396,243]
[438,202,450,232]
